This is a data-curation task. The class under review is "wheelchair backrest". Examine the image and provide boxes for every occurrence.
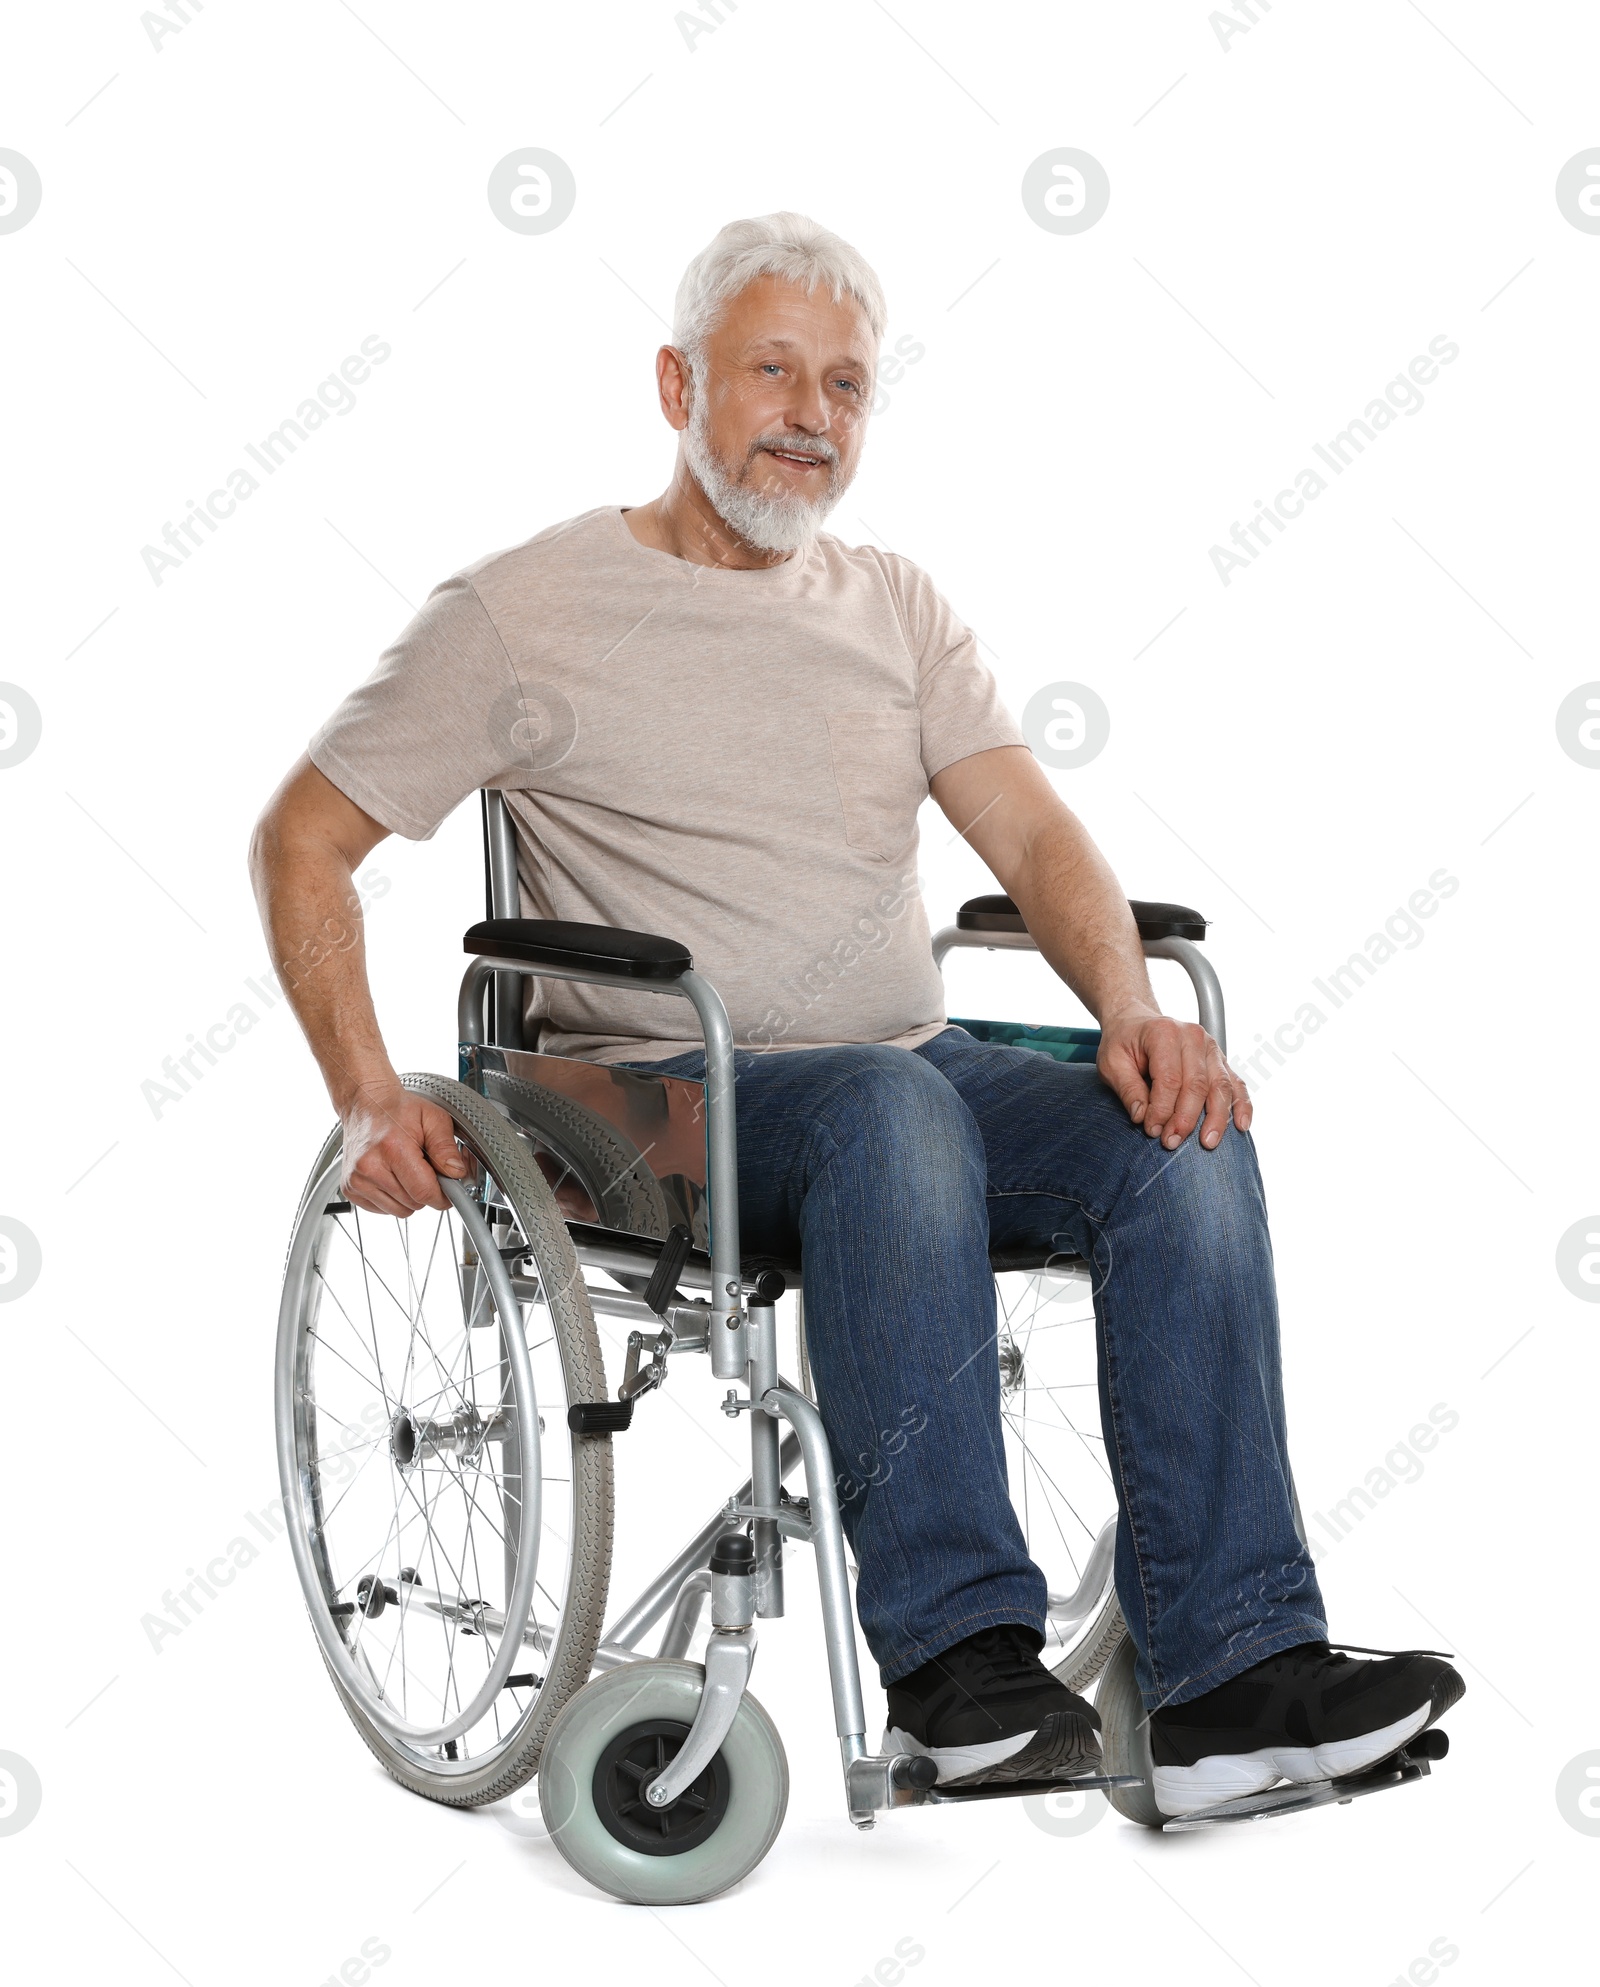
[470,791,709,1249]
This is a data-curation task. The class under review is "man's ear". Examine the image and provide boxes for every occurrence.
[657,344,692,432]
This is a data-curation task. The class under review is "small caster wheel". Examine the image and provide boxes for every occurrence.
[537,1659,788,1904]
[1097,1634,1170,1828]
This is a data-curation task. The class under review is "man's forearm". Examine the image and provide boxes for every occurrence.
[249,830,396,1113]
[1004,807,1158,1027]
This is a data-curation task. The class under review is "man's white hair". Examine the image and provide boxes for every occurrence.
[671,211,888,367]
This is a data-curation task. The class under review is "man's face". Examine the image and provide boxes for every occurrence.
[677,273,875,553]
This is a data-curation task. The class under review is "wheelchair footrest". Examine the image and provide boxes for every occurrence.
[923,1772,1143,1806]
[567,1400,635,1434]
[1160,1736,1445,1831]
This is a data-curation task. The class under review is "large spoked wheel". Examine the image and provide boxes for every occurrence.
[479,1068,670,1242]
[275,1073,613,1806]
[538,1661,788,1905]
[1097,1633,1168,1828]
[994,1262,1125,1691]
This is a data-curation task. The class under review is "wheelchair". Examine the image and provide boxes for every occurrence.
[275,790,1445,1903]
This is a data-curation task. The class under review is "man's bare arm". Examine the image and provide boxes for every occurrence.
[929,745,1250,1151]
[248,756,468,1213]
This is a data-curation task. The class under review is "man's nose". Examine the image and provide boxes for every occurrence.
[781,373,832,436]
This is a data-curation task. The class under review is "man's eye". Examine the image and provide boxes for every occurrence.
[761,363,783,375]
[833,378,860,394]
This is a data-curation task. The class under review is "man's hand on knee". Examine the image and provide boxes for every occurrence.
[339,1082,471,1215]
[1096,1004,1251,1151]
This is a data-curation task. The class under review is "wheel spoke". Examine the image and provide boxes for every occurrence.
[286,1127,595,1773]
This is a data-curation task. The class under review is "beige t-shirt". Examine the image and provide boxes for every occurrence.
[310,505,1026,1064]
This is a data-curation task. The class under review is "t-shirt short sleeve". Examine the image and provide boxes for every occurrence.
[308,575,521,840]
[883,554,1026,781]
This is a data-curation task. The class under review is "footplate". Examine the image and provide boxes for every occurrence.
[1160,1730,1448,1832]
[924,1773,1144,1807]
[846,1752,1140,1817]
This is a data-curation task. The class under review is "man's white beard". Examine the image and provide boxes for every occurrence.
[682,392,853,556]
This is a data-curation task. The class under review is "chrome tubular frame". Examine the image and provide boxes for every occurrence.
[459,951,744,1349]
[769,1381,869,1785]
[1141,935,1227,1052]
[929,924,1228,1055]
[482,791,525,1051]
[747,1299,785,1620]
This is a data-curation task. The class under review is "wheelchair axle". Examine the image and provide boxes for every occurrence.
[388,1402,515,1471]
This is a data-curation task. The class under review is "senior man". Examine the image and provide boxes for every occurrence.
[252,212,1461,1811]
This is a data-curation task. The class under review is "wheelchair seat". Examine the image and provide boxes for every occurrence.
[566,1218,1089,1300]
[461,889,1215,1292]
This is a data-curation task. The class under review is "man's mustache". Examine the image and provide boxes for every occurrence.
[746,433,839,471]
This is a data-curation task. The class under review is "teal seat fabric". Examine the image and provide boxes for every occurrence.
[947,1017,1101,1064]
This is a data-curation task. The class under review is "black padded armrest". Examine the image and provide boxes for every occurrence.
[955,894,1208,943]
[464,918,693,982]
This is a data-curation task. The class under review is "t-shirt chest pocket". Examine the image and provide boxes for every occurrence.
[824,710,925,863]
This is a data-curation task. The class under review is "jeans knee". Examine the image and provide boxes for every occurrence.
[1111,1105,1262,1221]
[808,1046,983,1186]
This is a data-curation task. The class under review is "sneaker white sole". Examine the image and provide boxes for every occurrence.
[882,1723,1031,1785]
[1151,1703,1431,1817]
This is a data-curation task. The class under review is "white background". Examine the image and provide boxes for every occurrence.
[3,1,1595,1979]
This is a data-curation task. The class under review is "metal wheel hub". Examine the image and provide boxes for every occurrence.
[998,1331,1024,1396]
[592,1718,732,1857]
[388,1401,511,1473]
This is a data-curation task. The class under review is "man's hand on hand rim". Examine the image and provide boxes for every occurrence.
[1096,1003,1251,1151]
[338,1081,472,1216]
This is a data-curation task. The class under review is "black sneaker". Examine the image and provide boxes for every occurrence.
[882,1624,1103,1787]
[1149,1640,1465,1816]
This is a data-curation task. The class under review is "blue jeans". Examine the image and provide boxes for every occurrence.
[621,1026,1327,1707]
